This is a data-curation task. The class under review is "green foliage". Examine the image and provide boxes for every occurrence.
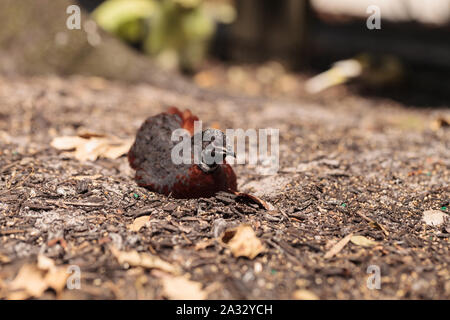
[93,0,217,71]
[93,0,157,44]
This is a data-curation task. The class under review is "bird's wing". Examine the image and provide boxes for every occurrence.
[128,112,192,194]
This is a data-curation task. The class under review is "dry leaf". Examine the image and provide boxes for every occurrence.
[50,134,133,161]
[195,239,215,251]
[77,130,106,139]
[350,235,377,247]
[111,247,177,274]
[128,215,150,232]
[74,138,109,161]
[37,255,69,292]
[44,268,70,293]
[161,276,207,300]
[113,249,140,265]
[50,136,85,150]
[9,264,48,298]
[220,225,265,259]
[293,289,319,300]
[103,142,134,159]
[235,192,271,210]
[37,254,55,271]
[324,233,353,259]
[422,209,447,226]
[8,256,70,299]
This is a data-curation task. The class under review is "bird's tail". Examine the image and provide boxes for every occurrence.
[166,106,199,136]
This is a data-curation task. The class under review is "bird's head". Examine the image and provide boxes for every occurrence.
[193,128,235,173]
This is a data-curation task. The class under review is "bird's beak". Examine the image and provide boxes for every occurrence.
[216,145,235,158]
[226,145,236,158]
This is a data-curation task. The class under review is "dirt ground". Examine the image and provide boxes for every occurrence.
[0,70,448,299]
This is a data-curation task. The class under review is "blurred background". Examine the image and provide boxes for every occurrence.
[0,0,449,107]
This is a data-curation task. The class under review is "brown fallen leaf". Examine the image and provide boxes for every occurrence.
[76,130,106,139]
[293,289,319,300]
[220,225,265,259]
[8,264,49,298]
[128,215,150,232]
[45,268,70,293]
[234,192,272,210]
[38,255,69,294]
[103,142,133,159]
[50,136,85,150]
[74,138,110,161]
[195,238,215,251]
[350,235,377,247]
[324,233,353,259]
[37,254,55,271]
[39,255,69,294]
[111,247,178,274]
[7,255,69,300]
[161,276,207,300]
[51,134,133,162]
